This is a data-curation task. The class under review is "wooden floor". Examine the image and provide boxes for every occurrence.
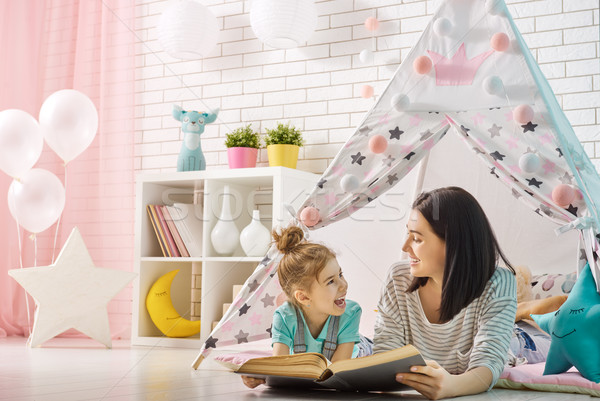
[0,336,593,400]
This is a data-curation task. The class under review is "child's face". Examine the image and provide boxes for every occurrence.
[402,209,446,282]
[308,258,348,316]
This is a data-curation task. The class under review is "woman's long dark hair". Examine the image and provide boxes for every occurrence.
[407,187,514,323]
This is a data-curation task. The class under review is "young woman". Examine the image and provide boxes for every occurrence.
[374,186,517,399]
[242,226,369,388]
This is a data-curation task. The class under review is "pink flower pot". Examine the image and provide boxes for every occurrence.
[227,147,258,169]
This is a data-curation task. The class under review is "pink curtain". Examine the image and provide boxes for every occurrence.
[0,0,135,339]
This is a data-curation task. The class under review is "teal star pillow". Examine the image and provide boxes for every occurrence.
[532,263,600,383]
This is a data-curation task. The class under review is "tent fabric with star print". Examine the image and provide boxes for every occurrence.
[193,0,600,367]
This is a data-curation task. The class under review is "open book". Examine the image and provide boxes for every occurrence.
[235,344,425,392]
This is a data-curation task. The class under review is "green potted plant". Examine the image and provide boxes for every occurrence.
[264,122,304,169]
[225,124,261,168]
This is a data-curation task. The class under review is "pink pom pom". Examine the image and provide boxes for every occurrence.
[414,56,432,75]
[490,32,510,51]
[365,17,379,31]
[369,135,388,154]
[552,184,576,207]
[513,105,534,124]
[361,85,374,99]
[300,206,320,227]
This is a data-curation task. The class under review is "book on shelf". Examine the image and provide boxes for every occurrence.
[146,205,169,257]
[165,203,203,258]
[160,205,190,257]
[235,344,426,392]
[153,204,181,257]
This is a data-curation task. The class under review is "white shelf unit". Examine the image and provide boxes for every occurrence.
[131,167,319,348]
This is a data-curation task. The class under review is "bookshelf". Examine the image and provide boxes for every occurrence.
[131,167,319,347]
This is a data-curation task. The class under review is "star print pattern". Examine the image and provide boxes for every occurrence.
[197,97,597,364]
[389,127,403,139]
[522,122,538,132]
[351,152,366,165]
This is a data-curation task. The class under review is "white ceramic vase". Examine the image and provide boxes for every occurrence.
[210,185,239,256]
[240,210,271,257]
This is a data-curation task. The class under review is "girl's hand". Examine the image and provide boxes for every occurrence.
[241,375,266,388]
[395,360,455,400]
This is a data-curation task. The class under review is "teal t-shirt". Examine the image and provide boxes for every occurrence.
[271,300,362,358]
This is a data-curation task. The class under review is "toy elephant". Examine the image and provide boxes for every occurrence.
[172,105,219,171]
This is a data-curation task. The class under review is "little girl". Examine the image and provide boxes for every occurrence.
[242,225,370,388]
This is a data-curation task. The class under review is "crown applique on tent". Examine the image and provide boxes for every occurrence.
[192,0,600,368]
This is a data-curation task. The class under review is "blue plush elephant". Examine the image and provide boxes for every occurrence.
[172,105,219,171]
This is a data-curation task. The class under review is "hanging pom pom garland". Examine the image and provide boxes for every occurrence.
[552,184,576,208]
[361,85,374,99]
[433,18,452,36]
[490,32,510,52]
[519,153,542,173]
[513,104,534,124]
[368,135,388,154]
[391,94,410,111]
[414,56,432,74]
[483,76,504,95]
[359,49,374,64]
[340,174,360,193]
[300,206,320,227]
[365,17,379,31]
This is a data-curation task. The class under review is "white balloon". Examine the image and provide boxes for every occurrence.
[0,109,43,178]
[391,94,410,111]
[39,90,98,163]
[8,168,66,234]
[433,18,452,36]
[359,49,374,64]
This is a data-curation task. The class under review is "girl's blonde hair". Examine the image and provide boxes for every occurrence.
[273,226,335,307]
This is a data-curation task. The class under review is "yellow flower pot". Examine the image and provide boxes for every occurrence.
[267,144,300,169]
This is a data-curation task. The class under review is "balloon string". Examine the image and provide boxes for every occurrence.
[14,214,33,337]
[51,164,67,263]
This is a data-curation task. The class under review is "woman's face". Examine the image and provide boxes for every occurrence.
[402,209,446,281]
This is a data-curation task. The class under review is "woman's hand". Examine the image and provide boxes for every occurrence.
[241,375,266,388]
[395,360,455,400]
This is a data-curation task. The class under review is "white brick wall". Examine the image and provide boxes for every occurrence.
[135,0,599,175]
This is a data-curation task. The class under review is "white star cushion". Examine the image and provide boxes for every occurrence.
[8,227,136,347]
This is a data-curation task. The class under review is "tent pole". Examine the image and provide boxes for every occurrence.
[414,152,430,201]
[191,354,205,370]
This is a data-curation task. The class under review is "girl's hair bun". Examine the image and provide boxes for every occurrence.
[272,226,304,254]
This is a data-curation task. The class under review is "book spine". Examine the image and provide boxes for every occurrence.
[154,204,180,257]
[170,204,201,257]
[161,205,190,257]
[146,205,168,257]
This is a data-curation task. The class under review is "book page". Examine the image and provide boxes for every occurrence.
[236,353,328,379]
[328,344,420,374]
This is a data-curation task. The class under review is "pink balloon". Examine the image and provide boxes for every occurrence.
[513,105,534,124]
[300,206,320,227]
[369,135,388,154]
[552,184,576,207]
[365,17,379,31]
[490,32,510,51]
[7,168,65,233]
[361,85,374,99]
[0,110,43,178]
[414,56,432,74]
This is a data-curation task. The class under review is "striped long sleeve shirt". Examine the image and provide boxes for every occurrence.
[373,261,517,389]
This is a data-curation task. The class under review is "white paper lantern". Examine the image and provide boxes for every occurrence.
[158,0,219,60]
[250,0,317,49]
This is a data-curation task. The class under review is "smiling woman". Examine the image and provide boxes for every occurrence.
[374,186,517,400]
